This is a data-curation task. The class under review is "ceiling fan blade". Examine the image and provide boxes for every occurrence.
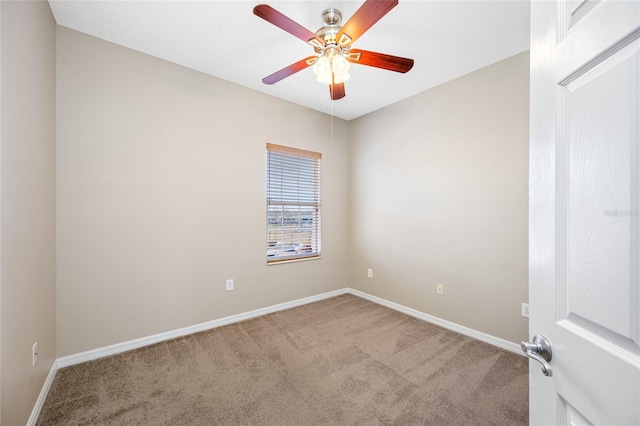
[262,56,318,85]
[329,77,346,100]
[336,0,398,47]
[254,5,325,48]
[347,49,414,73]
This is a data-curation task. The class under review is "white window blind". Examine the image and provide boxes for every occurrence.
[266,143,321,263]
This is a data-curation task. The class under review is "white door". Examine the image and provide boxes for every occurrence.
[529,0,640,425]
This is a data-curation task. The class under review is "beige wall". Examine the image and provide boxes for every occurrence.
[56,27,350,357]
[349,52,529,343]
[1,1,57,424]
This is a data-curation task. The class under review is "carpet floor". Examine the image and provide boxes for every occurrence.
[38,294,529,425]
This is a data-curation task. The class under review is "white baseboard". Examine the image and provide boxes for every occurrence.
[57,288,349,368]
[27,360,59,426]
[346,288,523,355]
[57,286,522,369]
[36,286,521,424]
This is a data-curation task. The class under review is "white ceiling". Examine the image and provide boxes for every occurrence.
[48,0,530,121]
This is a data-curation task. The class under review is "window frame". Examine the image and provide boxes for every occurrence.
[266,143,322,264]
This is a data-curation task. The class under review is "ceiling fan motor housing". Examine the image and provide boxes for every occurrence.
[314,8,349,55]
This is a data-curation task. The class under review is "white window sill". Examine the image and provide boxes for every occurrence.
[267,256,322,266]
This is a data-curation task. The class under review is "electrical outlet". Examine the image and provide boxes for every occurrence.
[32,342,38,366]
[436,283,444,295]
[522,303,529,318]
[367,269,373,278]
[226,279,234,292]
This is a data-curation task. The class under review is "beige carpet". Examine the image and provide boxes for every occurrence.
[38,294,528,425]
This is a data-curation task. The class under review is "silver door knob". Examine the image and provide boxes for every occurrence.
[521,334,553,377]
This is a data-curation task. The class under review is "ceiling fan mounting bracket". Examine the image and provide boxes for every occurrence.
[321,8,342,26]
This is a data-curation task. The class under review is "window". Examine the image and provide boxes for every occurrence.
[266,143,321,263]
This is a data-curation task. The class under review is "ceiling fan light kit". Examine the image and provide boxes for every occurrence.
[253,0,414,100]
[313,48,351,84]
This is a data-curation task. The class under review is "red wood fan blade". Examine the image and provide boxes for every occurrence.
[336,0,398,47]
[262,56,318,85]
[347,49,414,73]
[329,80,346,100]
[254,5,325,48]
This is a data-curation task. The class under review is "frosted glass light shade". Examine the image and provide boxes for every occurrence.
[332,55,351,83]
[313,56,333,85]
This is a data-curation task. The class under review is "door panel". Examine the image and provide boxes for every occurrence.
[564,44,637,342]
[530,1,640,425]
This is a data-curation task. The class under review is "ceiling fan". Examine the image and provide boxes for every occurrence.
[253,0,414,100]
